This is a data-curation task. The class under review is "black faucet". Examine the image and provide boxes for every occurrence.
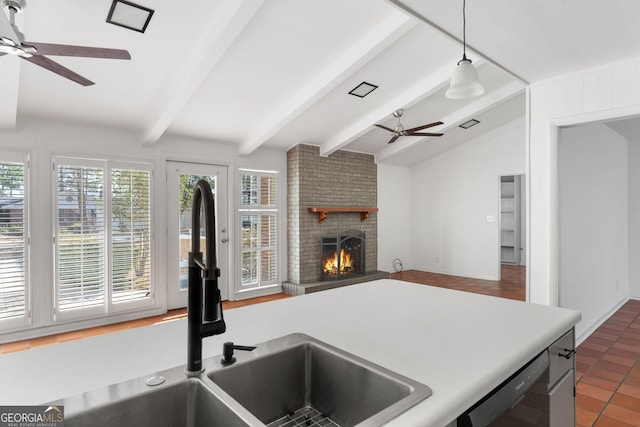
[185,180,226,376]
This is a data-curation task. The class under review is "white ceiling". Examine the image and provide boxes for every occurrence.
[2,0,639,166]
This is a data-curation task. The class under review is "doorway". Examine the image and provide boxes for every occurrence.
[166,161,229,309]
[499,174,526,266]
[557,121,631,340]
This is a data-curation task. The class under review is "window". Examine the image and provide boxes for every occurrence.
[239,171,278,290]
[0,153,28,329]
[54,158,152,320]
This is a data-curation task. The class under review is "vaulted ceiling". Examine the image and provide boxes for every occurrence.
[1,0,639,166]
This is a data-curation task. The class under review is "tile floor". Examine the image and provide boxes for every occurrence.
[390,264,526,301]
[2,267,640,426]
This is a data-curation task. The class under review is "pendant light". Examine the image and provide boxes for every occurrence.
[445,0,484,99]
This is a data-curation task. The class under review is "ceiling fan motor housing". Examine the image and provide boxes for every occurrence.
[2,0,26,15]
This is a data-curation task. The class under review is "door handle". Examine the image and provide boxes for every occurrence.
[221,238,229,243]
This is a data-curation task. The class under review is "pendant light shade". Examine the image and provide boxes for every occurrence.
[446,0,484,99]
[446,56,484,99]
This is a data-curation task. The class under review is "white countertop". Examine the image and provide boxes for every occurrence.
[0,279,580,426]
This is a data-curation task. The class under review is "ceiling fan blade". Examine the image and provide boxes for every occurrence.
[405,121,444,133]
[409,132,444,137]
[387,135,400,144]
[375,124,396,133]
[26,42,131,60]
[21,55,94,86]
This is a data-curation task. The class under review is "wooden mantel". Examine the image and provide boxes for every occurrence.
[308,207,378,223]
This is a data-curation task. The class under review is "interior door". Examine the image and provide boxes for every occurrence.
[167,162,228,309]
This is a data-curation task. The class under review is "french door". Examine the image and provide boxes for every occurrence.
[166,162,228,309]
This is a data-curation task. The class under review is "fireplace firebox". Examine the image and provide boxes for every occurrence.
[321,230,365,280]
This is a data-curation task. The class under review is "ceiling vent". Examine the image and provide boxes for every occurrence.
[106,0,154,33]
[459,119,480,129]
[349,82,378,98]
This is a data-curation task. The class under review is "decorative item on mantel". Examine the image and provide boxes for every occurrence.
[308,207,378,223]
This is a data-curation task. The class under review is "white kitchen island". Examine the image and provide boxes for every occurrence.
[0,279,580,426]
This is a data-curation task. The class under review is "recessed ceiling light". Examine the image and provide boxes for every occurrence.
[459,119,480,129]
[106,0,154,33]
[349,82,378,98]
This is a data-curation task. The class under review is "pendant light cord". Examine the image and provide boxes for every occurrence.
[462,0,468,61]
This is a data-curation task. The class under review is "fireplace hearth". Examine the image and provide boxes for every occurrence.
[321,230,365,280]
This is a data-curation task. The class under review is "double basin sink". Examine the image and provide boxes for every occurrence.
[54,333,432,427]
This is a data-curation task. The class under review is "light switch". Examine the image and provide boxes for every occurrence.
[487,215,494,222]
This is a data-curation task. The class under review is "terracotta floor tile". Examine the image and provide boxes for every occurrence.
[581,373,623,392]
[577,382,615,402]
[578,347,607,360]
[577,356,601,372]
[602,404,640,426]
[577,392,608,413]
[628,364,640,378]
[602,353,638,368]
[0,339,31,354]
[589,366,627,384]
[610,393,640,412]
[588,336,618,347]
[614,342,640,354]
[81,326,109,338]
[595,360,632,375]
[617,337,640,349]
[126,317,156,329]
[583,341,614,353]
[576,407,600,426]
[29,335,58,348]
[103,322,130,333]
[57,331,84,343]
[607,347,640,360]
[618,377,640,400]
[595,415,637,426]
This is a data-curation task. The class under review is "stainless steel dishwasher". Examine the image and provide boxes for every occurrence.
[456,329,576,427]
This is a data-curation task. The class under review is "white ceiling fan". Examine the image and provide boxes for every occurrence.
[0,0,131,86]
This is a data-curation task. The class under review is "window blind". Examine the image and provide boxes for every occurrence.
[56,165,105,311]
[55,160,153,316]
[239,172,278,288]
[111,169,151,304]
[0,160,26,320]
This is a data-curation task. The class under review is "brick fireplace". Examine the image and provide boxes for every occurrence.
[284,144,388,295]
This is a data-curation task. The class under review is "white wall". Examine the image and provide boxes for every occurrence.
[0,118,287,340]
[529,56,640,306]
[377,164,412,272]
[628,139,640,298]
[401,118,525,280]
[558,123,628,342]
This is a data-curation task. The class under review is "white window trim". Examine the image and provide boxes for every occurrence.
[236,169,279,293]
[0,150,30,332]
[52,157,154,323]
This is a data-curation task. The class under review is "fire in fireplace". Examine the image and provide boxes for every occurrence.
[321,230,365,280]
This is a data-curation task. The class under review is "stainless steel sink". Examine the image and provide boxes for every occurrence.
[52,333,431,427]
[207,333,432,427]
[52,366,250,427]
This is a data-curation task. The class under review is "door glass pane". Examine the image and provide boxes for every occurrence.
[178,175,215,291]
[241,214,258,285]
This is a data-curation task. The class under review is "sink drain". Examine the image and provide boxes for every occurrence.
[267,406,340,427]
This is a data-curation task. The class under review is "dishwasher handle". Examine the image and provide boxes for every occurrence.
[457,349,550,427]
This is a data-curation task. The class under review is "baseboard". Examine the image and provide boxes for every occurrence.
[575,297,630,346]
